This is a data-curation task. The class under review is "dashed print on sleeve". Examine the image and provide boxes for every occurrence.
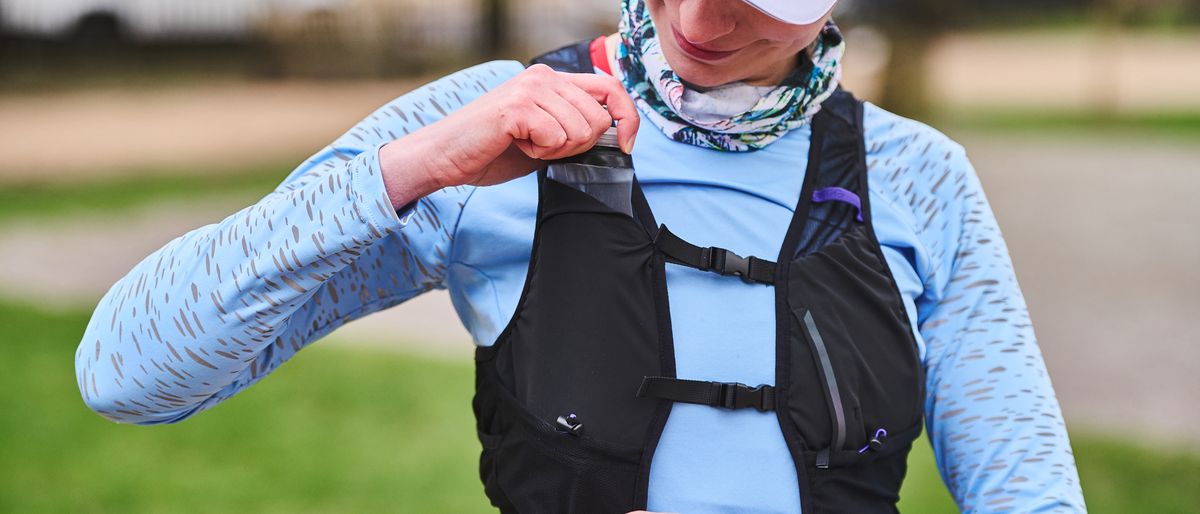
[74,60,526,425]
[865,103,1085,512]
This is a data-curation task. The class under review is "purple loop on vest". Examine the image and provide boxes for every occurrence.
[812,186,863,222]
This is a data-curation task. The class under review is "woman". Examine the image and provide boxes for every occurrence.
[75,0,1086,512]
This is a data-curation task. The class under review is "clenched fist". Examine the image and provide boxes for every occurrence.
[379,63,640,209]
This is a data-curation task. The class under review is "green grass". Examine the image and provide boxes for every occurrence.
[940,110,1200,139]
[0,299,486,513]
[0,164,289,224]
[2,299,1197,512]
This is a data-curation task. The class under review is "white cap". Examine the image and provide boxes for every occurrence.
[741,0,837,25]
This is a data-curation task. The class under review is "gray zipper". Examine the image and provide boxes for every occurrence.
[799,309,846,468]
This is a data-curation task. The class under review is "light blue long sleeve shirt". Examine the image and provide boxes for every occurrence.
[75,59,1085,513]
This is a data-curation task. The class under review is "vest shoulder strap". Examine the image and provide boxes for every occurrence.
[817,87,861,133]
[792,87,869,257]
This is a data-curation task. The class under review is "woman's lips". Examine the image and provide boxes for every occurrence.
[670,25,739,62]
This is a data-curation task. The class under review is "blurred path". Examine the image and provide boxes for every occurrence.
[957,131,1200,444]
[0,196,474,359]
[0,79,423,182]
[2,131,1197,444]
[930,30,1200,111]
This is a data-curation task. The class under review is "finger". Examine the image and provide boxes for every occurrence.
[562,73,640,153]
[567,73,640,153]
[471,142,541,187]
[532,91,594,157]
[511,103,567,159]
[555,81,615,145]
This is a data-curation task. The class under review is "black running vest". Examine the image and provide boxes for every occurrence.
[472,40,926,514]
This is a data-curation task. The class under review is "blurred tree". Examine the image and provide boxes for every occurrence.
[1094,0,1118,114]
[844,0,1110,117]
[858,0,963,118]
[481,0,509,58]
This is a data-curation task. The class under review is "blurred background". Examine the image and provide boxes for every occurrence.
[1,0,1197,512]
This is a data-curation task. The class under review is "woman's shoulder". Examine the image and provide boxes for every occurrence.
[860,101,967,165]
[860,101,979,212]
[859,101,986,283]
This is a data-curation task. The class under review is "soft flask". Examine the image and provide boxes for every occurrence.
[545,126,634,217]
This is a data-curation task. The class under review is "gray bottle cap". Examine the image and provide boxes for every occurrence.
[596,126,621,149]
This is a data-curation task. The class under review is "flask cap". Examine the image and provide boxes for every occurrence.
[596,126,621,149]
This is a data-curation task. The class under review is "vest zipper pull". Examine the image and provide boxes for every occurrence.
[869,428,889,451]
[858,428,890,454]
[816,448,831,469]
[555,413,584,436]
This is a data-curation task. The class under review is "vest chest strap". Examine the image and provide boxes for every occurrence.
[653,225,777,285]
[637,376,777,412]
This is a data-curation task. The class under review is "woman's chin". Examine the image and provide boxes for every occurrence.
[665,57,740,89]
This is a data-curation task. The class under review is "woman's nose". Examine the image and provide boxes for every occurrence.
[674,0,737,44]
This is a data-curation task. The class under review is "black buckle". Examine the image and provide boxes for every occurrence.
[713,382,775,412]
[700,247,753,283]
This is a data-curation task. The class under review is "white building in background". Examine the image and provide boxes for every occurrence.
[0,0,343,41]
[0,0,617,50]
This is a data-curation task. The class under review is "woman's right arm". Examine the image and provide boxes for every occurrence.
[75,60,638,425]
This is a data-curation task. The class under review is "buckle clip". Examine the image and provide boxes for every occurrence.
[715,382,775,412]
[701,247,753,283]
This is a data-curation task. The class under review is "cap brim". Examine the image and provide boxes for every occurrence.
[741,0,837,25]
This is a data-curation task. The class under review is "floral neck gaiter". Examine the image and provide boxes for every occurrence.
[615,0,846,152]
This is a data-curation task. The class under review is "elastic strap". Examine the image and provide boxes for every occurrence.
[812,186,864,222]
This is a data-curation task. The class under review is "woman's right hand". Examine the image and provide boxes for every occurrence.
[378,63,640,210]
